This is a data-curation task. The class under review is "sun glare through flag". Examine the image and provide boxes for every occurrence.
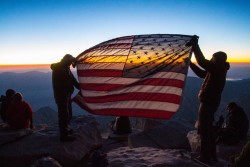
[73,34,193,119]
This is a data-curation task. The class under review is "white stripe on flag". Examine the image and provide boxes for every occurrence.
[86,100,179,112]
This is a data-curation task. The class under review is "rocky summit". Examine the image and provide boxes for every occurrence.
[0,115,102,167]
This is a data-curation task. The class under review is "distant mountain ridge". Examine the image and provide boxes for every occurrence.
[0,71,250,125]
[33,106,57,125]
[0,71,55,111]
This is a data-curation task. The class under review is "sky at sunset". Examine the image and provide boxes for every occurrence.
[0,0,250,65]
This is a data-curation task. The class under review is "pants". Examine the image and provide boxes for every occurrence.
[198,102,217,160]
[57,97,72,137]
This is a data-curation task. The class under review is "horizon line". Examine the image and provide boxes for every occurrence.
[0,64,51,66]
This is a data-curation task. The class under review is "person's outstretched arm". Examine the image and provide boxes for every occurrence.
[190,62,207,78]
[188,36,213,71]
[193,43,206,63]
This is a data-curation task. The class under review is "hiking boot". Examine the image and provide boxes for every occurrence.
[60,135,76,142]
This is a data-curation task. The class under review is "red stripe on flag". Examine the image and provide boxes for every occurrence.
[82,92,181,104]
[80,78,184,91]
[77,69,123,77]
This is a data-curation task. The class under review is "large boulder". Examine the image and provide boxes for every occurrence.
[0,115,102,167]
[128,119,195,149]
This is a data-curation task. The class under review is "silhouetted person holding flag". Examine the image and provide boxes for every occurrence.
[51,54,80,142]
[0,89,16,123]
[188,36,230,164]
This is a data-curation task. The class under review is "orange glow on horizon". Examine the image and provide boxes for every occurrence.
[0,64,50,67]
[0,64,50,71]
[0,64,50,66]
[191,56,250,64]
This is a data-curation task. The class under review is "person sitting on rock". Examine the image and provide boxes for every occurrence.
[0,89,16,123]
[110,116,132,135]
[216,102,249,145]
[7,92,33,129]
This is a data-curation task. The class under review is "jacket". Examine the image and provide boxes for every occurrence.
[51,62,80,103]
[7,100,33,129]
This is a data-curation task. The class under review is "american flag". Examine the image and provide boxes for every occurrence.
[73,34,193,119]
